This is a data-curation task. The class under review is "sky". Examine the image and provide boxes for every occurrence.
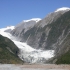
[0,0,70,28]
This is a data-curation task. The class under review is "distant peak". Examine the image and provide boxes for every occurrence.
[55,7,70,12]
[23,18,41,22]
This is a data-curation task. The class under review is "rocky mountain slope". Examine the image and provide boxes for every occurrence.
[11,7,70,49]
[11,7,70,64]
[0,35,23,64]
[11,18,41,39]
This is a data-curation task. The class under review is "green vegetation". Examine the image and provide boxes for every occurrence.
[0,35,23,64]
[55,33,70,64]
[56,51,70,64]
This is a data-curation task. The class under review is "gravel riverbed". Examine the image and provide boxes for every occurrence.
[0,64,70,70]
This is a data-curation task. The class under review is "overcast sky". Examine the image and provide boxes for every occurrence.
[0,0,70,28]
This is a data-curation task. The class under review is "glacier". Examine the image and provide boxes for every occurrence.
[0,26,54,63]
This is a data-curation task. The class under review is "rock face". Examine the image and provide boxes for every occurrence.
[11,8,70,63]
[11,18,41,39]
[11,9,70,49]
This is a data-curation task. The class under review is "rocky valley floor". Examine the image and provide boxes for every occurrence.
[0,64,70,70]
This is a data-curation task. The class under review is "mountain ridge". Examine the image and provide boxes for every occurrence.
[11,8,70,63]
[0,7,70,64]
[11,9,69,49]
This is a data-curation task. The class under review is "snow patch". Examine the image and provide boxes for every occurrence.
[23,18,41,23]
[55,7,70,12]
[0,26,15,32]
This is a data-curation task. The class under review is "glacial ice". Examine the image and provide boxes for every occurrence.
[0,27,54,63]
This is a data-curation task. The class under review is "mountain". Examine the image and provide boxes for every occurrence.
[0,35,23,64]
[0,7,70,64]
[11,7,70,64]
[11,18,41,38]
[0,26,54,63]
[11,7,70,49]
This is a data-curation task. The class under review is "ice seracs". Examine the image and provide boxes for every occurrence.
[23,18,41,23]
[55,7,70,12]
